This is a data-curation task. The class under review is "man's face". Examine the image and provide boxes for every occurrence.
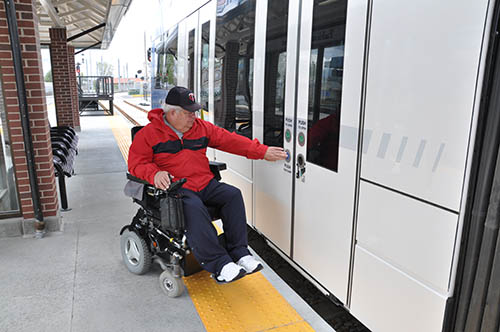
[171,109,198,133]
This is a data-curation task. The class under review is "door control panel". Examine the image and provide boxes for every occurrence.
[296,153,306,180]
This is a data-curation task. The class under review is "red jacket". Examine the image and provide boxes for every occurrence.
[128,108,268,191]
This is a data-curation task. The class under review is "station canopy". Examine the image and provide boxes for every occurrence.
[35,0,133,50]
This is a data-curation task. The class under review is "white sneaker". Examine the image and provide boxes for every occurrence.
[237,255,264,274]
[214,262,246,284]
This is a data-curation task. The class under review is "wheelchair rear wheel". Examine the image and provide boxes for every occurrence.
[120,229,152,275]
[159,270,184,297]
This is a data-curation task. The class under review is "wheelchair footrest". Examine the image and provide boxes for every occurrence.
[183,252,203,277]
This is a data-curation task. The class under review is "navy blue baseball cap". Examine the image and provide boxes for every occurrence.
[165,86,202,112]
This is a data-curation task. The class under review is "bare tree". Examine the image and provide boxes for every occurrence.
[96,62,114,76]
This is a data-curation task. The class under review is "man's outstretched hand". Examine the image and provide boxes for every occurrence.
[264,147,287,162]
[154,171,171,190]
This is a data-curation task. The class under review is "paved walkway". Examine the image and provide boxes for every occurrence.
[0,115,334,332]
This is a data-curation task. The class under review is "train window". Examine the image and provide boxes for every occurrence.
[157,26,178,89]
[188,29,195,91]
[0,77,19,216]
[152,26,178,108]
[200,21,210,113]
[263,0,289,147]
[214,0,256,139]
[154,34,166,90]
[160,28,177,90]
[306,0,347,173]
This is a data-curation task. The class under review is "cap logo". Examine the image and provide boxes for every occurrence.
[188,93,195,102]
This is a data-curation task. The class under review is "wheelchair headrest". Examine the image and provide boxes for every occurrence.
[131,126,145,141]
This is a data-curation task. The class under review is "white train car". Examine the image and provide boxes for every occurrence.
[149,0,500,331]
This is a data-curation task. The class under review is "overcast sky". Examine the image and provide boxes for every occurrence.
[41,0,205,78]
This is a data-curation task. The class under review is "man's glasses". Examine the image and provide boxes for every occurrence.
[182,110,200,117]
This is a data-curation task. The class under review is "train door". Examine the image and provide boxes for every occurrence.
[349,0,490,330]
[213,0,258,224]
[187,15,197,93]
[198,4,212,114]
[178,12,198,88]
[198,1,216,160]
[253,0,295,255]
[254,0,368,304]
[293,0,368,303]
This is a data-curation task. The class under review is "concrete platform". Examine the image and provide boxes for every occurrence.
[0,115,334,332]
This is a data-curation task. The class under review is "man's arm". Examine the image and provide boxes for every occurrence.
[206,122,268,159]
[206,122,287,161]
[128,129,161,185]
[264,147,287,161]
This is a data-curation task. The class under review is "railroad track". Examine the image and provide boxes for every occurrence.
[123,100,149,114]
[99,101,141,126]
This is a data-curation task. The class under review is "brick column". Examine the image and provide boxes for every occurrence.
[67,45,80,130]
[49,27,76,128]
[0,0,58,221]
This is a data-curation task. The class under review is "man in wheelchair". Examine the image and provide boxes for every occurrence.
[128,86,287,284]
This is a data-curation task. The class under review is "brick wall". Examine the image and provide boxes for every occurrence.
[49,27,77,128]
[0,0,58,219]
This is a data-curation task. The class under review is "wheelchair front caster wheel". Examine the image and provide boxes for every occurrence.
[159,270,184,298]
[120,229,152,275]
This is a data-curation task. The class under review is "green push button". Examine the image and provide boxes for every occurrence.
[285,129,291,142]
[298,132,305,146]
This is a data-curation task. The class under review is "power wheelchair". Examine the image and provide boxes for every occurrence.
[120,126,227,297]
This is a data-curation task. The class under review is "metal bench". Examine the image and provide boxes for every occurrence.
[51,126,78,211]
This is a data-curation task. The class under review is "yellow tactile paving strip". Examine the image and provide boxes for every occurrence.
[108,110,314,332]
[107,114,131,162]
[184,271,314,332]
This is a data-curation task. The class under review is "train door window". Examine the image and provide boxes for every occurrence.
[154,34,166,89]
[0,77,19,216]
[306,0,347,172]
[158,51,166,88]
[188,28,195,91]
[200,21,210,113]
[214,0,256,139]
[263,0,289,147]
[164,26,178,87]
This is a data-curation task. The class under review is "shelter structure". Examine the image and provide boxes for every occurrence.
[0,0,131,236]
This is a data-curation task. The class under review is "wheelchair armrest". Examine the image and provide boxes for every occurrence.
[126,173,185,196]
[209,161,227,171]
[126,173,159,198]
[127,173,151,185]
[209,161,227,181]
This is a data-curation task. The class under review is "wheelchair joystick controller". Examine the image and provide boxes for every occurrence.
[168,178,187,193]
